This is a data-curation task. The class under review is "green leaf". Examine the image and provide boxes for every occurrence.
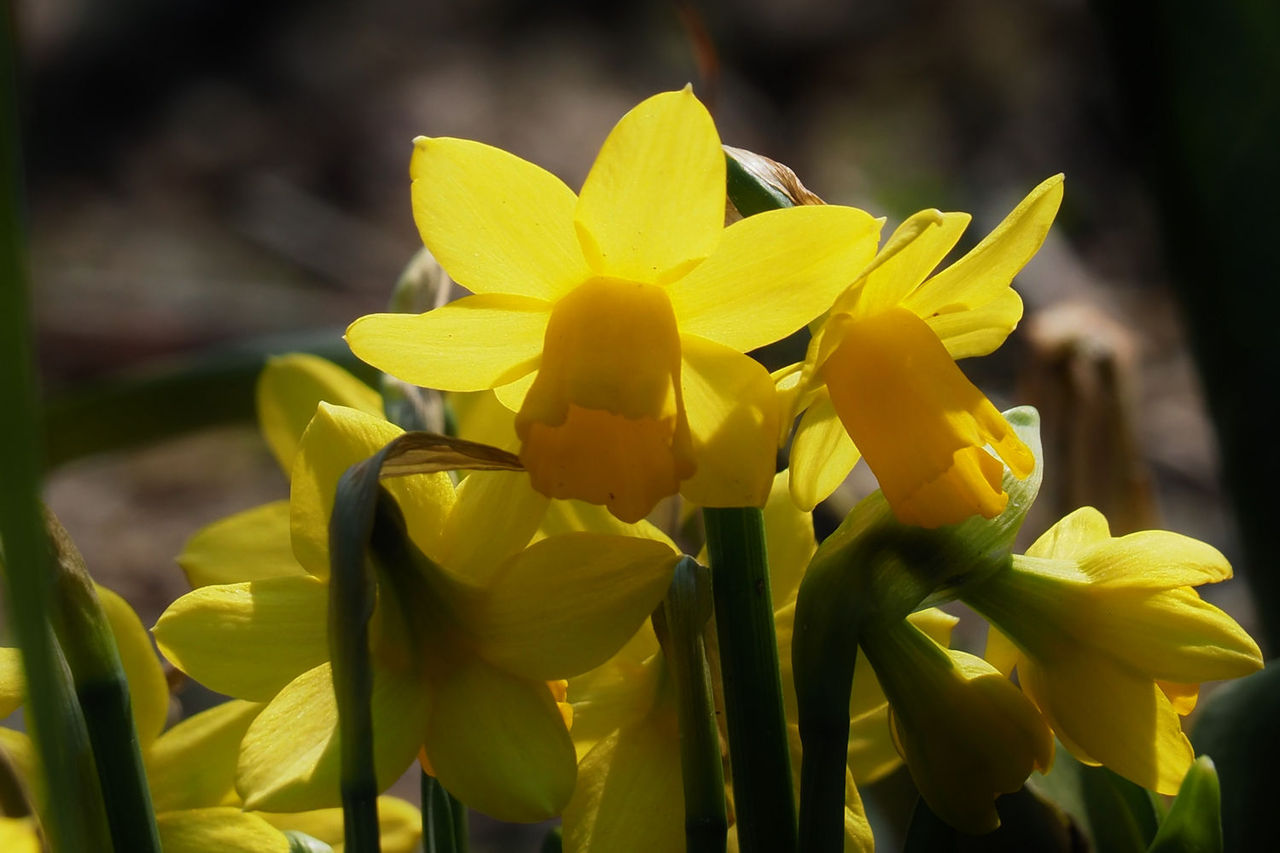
[1028,746,1158,852]
[1190,663,1280,851]
[1147,756,1220,853]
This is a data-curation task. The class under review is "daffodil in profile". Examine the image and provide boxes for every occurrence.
[155,400,679,822]
[787,175,1063,527]
[963,506,1263,794]
[858,616,1053,834]
[0,586,420,852]
[345,88,882,522]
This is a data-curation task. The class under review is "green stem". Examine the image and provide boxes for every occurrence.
[421,771,469,853]
[46,512,160,853]
[702,507,796,853]
[654,557,727,853]
[0,14,110,851]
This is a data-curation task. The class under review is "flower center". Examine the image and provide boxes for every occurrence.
[516,277,695,522]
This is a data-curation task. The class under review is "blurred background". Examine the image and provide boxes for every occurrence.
[12,0,1279,849]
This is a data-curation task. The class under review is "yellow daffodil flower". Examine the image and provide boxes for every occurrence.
[858,617,1054,834]
[345,88,882,522]
[964,506,1263,794]
[0,586,420,853]
[787,176,1064,527]
[155,399,679,822]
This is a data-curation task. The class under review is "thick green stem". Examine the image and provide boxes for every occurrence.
[46,513,160,853]
[0,14,110,851]
[421,771,469,853]
[702,507,796,853]
[655,557,727,853]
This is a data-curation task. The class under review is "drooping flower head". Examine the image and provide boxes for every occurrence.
[964,506,1263,794]
[347,88,882,521]
[787,176,1064,527]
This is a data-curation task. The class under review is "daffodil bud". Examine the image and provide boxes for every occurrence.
[859,618,1053,834]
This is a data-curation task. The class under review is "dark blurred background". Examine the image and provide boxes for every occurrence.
[14,0,1279,849]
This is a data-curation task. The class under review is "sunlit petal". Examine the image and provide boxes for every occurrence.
[147,700,262,813]
[178,501,305,588]
[156,808,288,853]
[439,470,548,586]
[788,388,861,512]
[97,586,169,750]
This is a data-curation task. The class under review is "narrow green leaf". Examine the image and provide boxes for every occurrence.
[1028,746,1158,852]
[422,771,469,853]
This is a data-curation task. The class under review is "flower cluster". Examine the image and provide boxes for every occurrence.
[6,87,1258,853]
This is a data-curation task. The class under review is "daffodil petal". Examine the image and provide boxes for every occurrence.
[537,499,678,550]
[851,210,970,318]
[291,404,455,578]
[147,700,262,813]
[1159,681,1200,716]
[984,623,1021,678]
[257,354,383,474]
[466,533,676,680]
[258,796,422,853]
[567,627,663,760]
[439,470,547,586]
[0,817,39,853]
[0,648,24,718]
[562,717,685,853]
[424,661,576,822]
[788,387,861,512]
[1090,588,1262,683]
[410,136,591,300]
[154,576,330,702]
[905,174,1064,319]
[928,287,1024,359]
[0,729,35,782]
[156,807,289,853]
[345,295,549,392]
[1020,652,1191,794]
[669,205,882,352]
[1079,530,1233,588]
[678,335,779,509]
[448,390,520,451]
[493,369,537,413]
[1025,506,1111,559]
[238,663,428,811]
[574,89,723,284]
[96,586,168,750]
[763,471,816,607]
[178,501,305,588]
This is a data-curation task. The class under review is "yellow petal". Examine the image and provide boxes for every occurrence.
[1159,681,1200,717]
[984,623,1022,678]
[156,808,289,853]
[238,663,428,812]
[178,501,306,588]
[562,717,685,853]
[464,533,677,680]
[258,796,422,853]
[678,334,779,509]
[928,287,1024,360]
[536,498,678,551]
[788,387,862,512]
[147,700,262,812]
[763,471,817,607]
[97,586,169,750]
[345,294,550,392]
[154,576,330,702]
[846,708,902,784]
[424,660,576,822]
[573,89,723,284]
[0,728,36,783]
[448,390,520,452]
[410,136,591,300]
[291,404,455,578]
[493,369,537,413]
[0,648,25,718]
[668,204,883,352]
[1025,506,1112,560]
[0,817,40,853]
[904,174,1063,323]
[437,470,547,585]
[1019,653,1191,794]
[256,354,382,474]
[566,626,663,759]
[1087,587,1262,684]
[1079,530,1233,588]
[822,307,1034,527]
[845,209,970,319]
[517,278,693,522]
